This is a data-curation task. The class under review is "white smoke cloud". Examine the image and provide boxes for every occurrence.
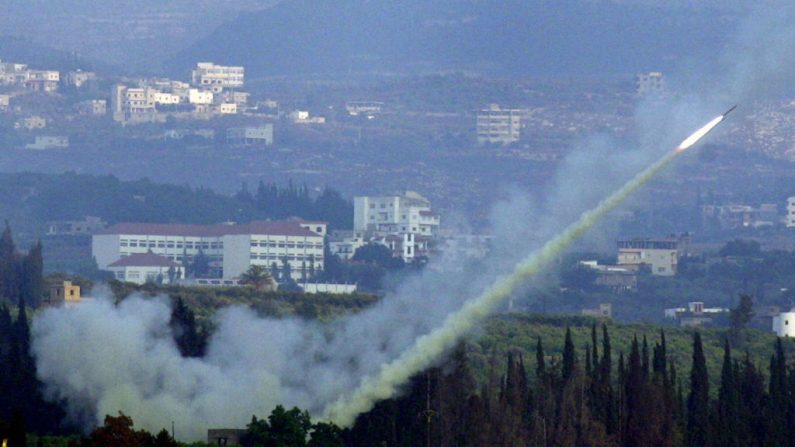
[30,2,795,441]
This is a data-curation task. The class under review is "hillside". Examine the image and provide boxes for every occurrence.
[0,172,352,245]
[169,0,741,78]
[108,282,786,388]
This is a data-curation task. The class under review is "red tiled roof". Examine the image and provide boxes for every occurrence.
[96,220,322,237]
[109,252,180,268]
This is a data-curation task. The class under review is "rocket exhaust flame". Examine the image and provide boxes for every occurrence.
[323,110,734,427]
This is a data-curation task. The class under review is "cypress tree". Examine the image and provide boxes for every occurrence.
[591,323,598,380]
[535,337,545,379]
[600,323,615,435]
[20,241,43,308]
[714,340,740,447]
[0,222,18,303]
[766,338,788,446]
[562,327,576,382]
[687,332,709,447]
[641,335,650,381]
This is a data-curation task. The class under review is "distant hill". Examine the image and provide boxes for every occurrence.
[0,36,102,72]
[168,0,742,78]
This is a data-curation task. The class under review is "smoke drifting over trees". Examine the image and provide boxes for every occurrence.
[28,2,795,441]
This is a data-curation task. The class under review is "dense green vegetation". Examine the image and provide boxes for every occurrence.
[110,281,379,322]
[0,173,353,244]
[538,239,795,322]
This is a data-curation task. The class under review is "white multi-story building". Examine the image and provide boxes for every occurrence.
[92,220,326,281]
[348,191,440,261]
[617,236,687,276]
[188,88,214,105]
[354,191,440,236]
[191,62,244,90]
[25,70,60,92]
[154,92,181,105]
[107,252,185,285]
[773,310,795,337]
[476,104,523,145]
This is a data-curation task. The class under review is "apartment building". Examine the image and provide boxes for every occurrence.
[191,62,244,90]
[226,125,274,146]
[345,191,440,261]
[92,220,326,281]
[476,104,523,145]
[354,191,440,236]
[617,235,689,276]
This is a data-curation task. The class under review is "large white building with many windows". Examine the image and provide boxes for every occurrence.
[191,62,244,90]
[339,191,440,262]
[353,191,440,237]
[92,220,325,281]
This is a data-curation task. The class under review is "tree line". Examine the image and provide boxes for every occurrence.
[0,223,44,308]
[342,326,795,447]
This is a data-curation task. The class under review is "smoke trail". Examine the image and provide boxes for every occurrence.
[323,115,726,426]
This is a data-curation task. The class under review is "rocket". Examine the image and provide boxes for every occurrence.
[675,105,737,153]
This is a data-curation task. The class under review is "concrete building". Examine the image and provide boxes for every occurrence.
[188,88,214,105]
[346,101,383,117]
[476,104,523,145]
[582,303,612,319]
[191,62,244,90]
[787,197,795,228]
[773,310,795,337]
[207,429,246,446]
[26,136,69,150]
[636,72,665,96]
[112,85,158,121]
[154,92,181,105]
[25,70,60,92]
[300,282,357,294]
[617,235,689,276]
[14,116,46,130]
[92,220,325,281]
[665,301,729,327]
[226,125,274,146]
[107,252,185,285]
[76,99,107,116]
[348,191,440,262]
[66,70,96,87]
[354,191,440,236]
[216,103,237,114]
[44,281,82,307]
[290,110,325,124]
[703,203,779,229]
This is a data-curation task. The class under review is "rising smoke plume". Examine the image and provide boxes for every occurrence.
[31,3,795,441]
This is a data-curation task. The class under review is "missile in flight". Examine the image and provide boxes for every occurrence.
[675,106,736,153]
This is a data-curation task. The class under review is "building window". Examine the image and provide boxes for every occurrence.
[158,241,165,248]
[316,226,322,233]
[129,241,138,247]
[120,240,128,247]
